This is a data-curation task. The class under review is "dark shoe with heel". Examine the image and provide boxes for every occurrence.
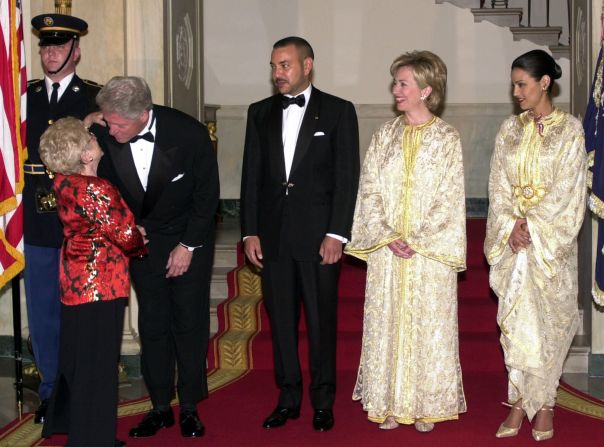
[34,399,48,425]
[129,408,174,437]
[313,409,334,431]
[262,406,300,429]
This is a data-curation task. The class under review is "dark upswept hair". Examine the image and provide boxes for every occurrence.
[273,36,314,60]
[511,49,561,93]
[390,50,448,115]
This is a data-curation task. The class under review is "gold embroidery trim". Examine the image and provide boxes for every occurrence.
[589,192,604,219]
[593,281,604,306]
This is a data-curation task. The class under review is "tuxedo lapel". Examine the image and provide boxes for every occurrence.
[142,140,174,218]
[106,140,145,206]
[290,88,320,176]
[268,96,286,180]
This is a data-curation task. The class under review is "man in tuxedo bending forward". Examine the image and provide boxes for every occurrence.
[240,36,360,432]
[91,76,219,439]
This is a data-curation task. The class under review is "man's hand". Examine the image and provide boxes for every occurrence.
[387,239,416,259]
[165,244,193,278]
[508,218,531,253]
[83,111,105,128]
[244,236,263,268]
[319,236,343,265]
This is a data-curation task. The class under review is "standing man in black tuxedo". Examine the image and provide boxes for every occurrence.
[90,76,219,439]
[24,13,100,424]
[241,36,359,432]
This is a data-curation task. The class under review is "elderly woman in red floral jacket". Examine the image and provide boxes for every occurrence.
[38,117,147,447]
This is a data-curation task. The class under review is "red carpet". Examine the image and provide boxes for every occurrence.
[3,219,604,446]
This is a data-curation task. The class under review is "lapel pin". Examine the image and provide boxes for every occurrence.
[35,85,42,93]
[72,85,80,92]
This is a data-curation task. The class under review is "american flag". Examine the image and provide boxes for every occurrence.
[0,0,26,289]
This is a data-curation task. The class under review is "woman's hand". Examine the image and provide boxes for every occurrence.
[388,239,416,258]
[83,111,105,129]
[508,218,531,253]
[136,225,149,245]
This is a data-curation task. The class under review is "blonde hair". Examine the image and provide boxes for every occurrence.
[39,117,90,175]
[390,50,447,115]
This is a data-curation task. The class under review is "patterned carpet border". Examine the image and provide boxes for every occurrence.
[0,263,263,447]
[558,381,604,420]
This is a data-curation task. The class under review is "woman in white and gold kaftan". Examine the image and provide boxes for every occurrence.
[345,51,467,433]
[484,49,586,442]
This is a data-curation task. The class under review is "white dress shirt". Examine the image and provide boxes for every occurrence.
[130,109,156,191]
[45,72,74,102]
[282,84,312,180]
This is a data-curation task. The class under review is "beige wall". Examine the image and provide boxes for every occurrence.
[204,0,570,105]
[27,0,125,84]
[26,0,163,101]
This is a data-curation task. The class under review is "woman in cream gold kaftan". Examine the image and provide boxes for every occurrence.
[485,50,586,442]
[345,51,467,433]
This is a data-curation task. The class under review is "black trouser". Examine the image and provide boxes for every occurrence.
[42,298,125,447]
[130,236,213,409]
[262,257,340,410]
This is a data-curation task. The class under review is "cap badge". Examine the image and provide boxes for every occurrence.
[43,16,54,26]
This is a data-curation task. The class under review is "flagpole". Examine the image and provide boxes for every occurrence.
[12,276,23,418]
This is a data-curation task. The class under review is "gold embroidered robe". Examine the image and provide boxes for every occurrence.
[484,109,586,420]
[346,115,467,424]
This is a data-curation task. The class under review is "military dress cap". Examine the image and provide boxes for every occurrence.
[31,13,88,46]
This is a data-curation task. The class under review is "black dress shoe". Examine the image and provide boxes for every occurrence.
[128,408,174,437]
[262,406,300,429]
[180,410,205,437]
[34,399,48,424]
[313,409,334,431]
[114,440,126,447]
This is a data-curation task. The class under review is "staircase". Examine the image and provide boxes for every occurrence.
[436,0,570,60]
[210,218,240,336]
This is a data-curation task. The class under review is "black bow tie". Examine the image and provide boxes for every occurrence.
[281,94,305,109]
[129,132,154,144]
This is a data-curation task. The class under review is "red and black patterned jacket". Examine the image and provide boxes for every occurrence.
[54,174,147,305]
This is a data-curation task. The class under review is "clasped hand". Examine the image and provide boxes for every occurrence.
[508,218,531,253]
[388,239,415,258]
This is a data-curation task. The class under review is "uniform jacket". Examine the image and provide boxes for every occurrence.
[24,75,100,247]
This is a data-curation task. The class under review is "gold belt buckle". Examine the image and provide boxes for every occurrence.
[35,190,57,213]
[521,185,534,199]
[514,184,536,200]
